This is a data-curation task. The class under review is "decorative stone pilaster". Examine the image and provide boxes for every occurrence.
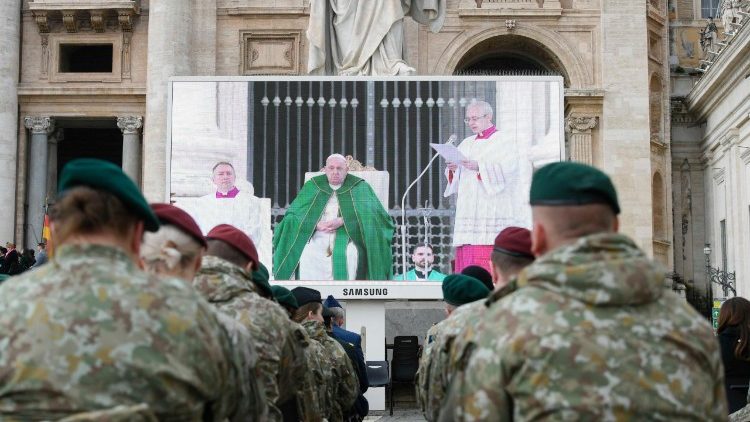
[117,116,143,185]
[1,0,22,243]
[23,116,54,248]
[565,116,598,164]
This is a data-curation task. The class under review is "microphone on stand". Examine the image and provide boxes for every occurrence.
[400,134,458,280]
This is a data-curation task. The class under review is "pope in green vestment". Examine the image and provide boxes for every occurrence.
[273,155,395,280]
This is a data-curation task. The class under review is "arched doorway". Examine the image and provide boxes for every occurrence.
[453,34,569,86]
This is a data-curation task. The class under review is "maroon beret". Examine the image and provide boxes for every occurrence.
[150,203,207,248]
[493,227,534,260]
[206,224,259,269]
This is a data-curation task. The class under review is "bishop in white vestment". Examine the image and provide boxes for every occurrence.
[444,101,524,272]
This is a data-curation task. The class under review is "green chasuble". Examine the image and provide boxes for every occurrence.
[273,174,395,280]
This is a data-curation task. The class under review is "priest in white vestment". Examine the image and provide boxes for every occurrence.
[307,0,446,76]
[444,101,524,273]
[188,162,266,255]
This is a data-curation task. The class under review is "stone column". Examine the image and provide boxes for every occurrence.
[0,0,22,243]
[46,128,62,201]
[23,116,54,248]
[565,116,598,164]
[601,1,652,253]
[117,116,143,186]
[143,1,193,201]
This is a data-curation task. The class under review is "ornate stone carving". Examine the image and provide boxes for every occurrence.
[122,31,132,78]
[118,10,134,31]
[62,10,78,32]
[40,34,49,79]
[241,31,301,75]
[24,116,55,134]
[33,11,50,33]
[565,116,597,165]
[117,116,143,134]
[505,19,516,30]
[90,10,106,32]
[564,116,598,133]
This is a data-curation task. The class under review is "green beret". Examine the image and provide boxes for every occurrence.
[58,158,160,231]
[271,285,299,309]
[442,274,490,307]
[529,162,620,215]
[251,263,273,299]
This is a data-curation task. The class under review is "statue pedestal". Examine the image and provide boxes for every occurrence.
[272,280,443,411]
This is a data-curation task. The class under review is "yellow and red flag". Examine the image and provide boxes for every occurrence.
[42,212,52,256]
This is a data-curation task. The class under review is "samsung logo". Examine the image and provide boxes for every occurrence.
[342,288,388,296]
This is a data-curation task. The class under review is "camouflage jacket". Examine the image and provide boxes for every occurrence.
[0,244,240,421]
[417,300,485,421]
[213,311,268,421]
[192,256,308,421]
[304,320,359,421]
[290,321,324,421]
[440,233,727,421]
[302,321,334,419]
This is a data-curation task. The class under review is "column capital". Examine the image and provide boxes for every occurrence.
[24,116,54,134]
[117,116,143,134]
[565,116,598,134]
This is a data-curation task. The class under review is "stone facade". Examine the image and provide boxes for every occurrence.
[2,0,670,270]
[670,0,750,303]
[675,10,750,299]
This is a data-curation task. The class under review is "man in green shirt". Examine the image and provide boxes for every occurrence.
[393,244,447,281]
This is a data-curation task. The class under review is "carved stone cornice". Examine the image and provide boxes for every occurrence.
[28,1,141,33]
[565,116,598,134]
[33,10,50,33]
[24,116,55,134]
[118,10,134,31]
[117,116,143,134]
[90,10,105,32]
[62,10,77,32]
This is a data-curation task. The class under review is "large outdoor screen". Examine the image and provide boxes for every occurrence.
[168,77,564,281]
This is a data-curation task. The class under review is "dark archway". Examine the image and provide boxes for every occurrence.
[454,34,570,86]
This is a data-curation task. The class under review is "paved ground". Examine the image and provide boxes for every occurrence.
[364,383,426,421]
[364,410,425,421]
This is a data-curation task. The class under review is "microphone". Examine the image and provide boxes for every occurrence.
[400,134,457,279]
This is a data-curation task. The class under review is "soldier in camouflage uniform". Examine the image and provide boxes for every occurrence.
[423,227,534,420]
[440,162,727,421]
[293,287,360,421]
[0,159,241,421]
[142,203,267,420]
[416,274,490,421]
[192,224,312,421]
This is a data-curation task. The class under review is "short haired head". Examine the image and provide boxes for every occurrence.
[491,227,535,288]
[465,100,494,134]
[411,244,435,269]
[205,224,259,271]
[324,154,348,186]
[211,162,236,193]
[529,162,620,257]
[141,203,206,281]
[53,157,160,260]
